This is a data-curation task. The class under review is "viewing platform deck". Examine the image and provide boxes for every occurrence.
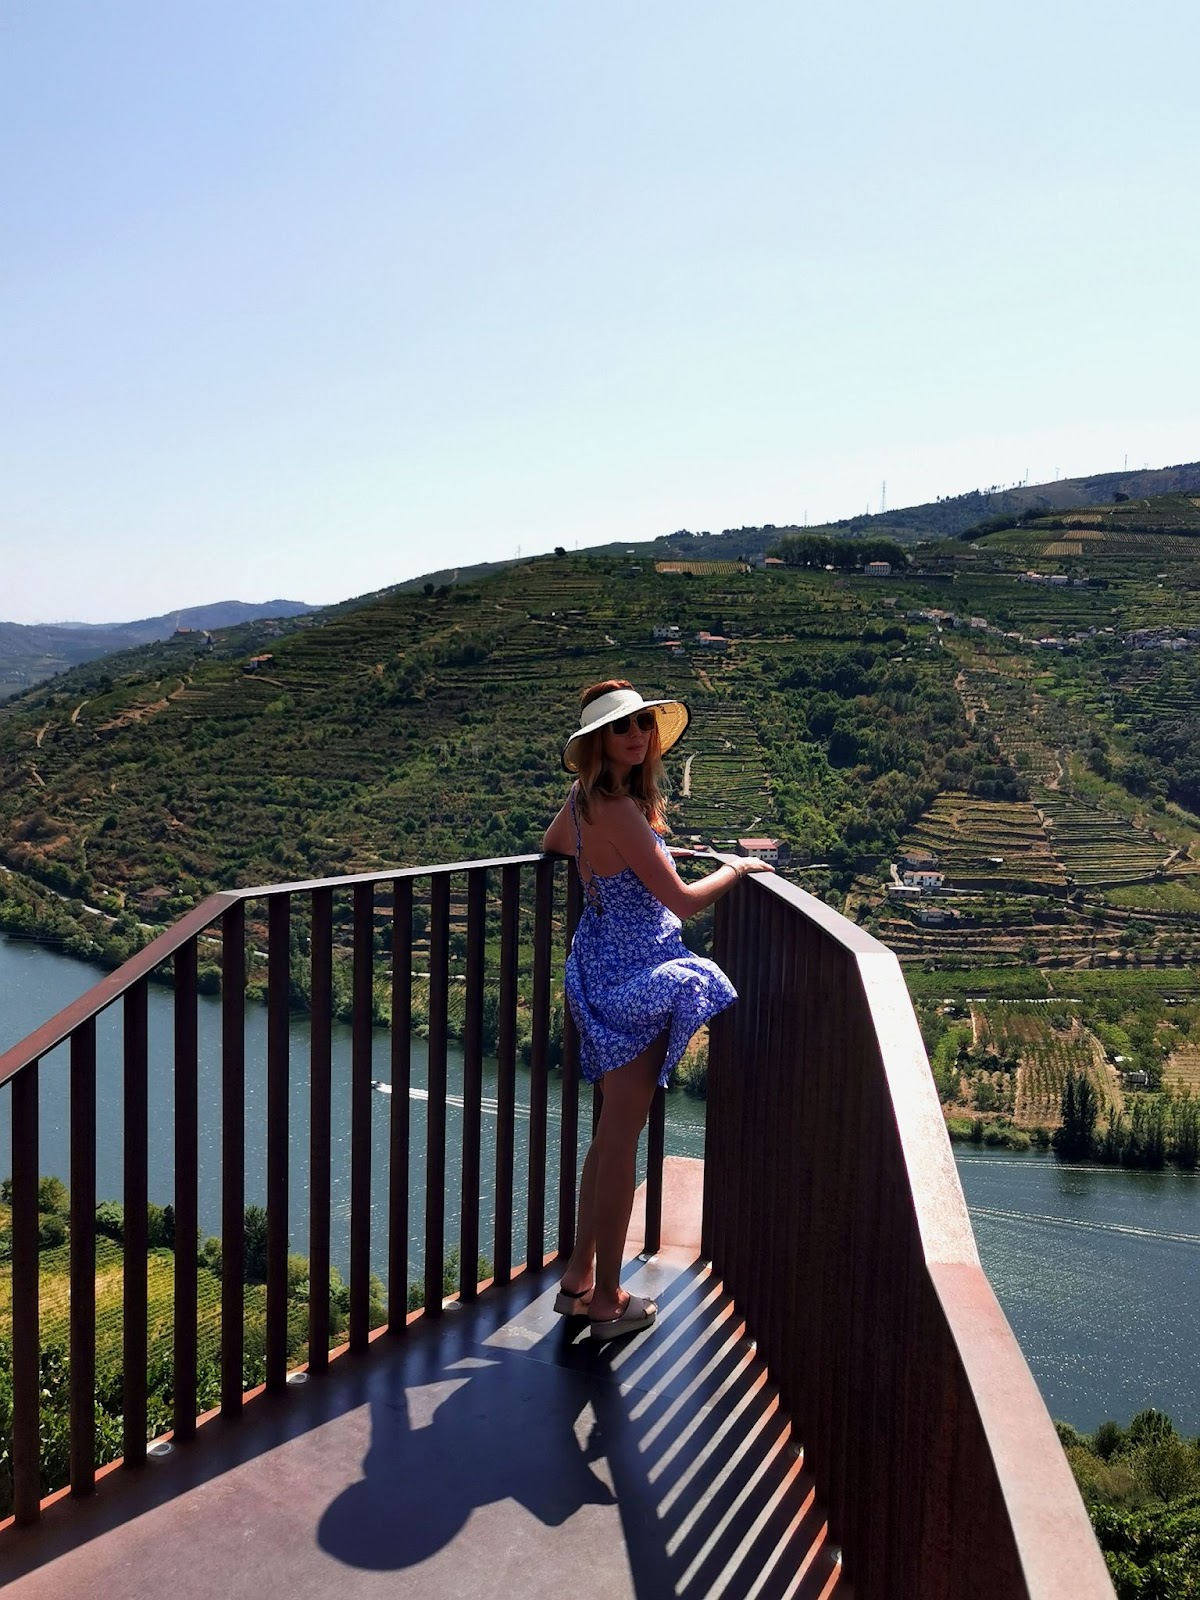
[0,855,1115,1597]
[1,1193,837,1600]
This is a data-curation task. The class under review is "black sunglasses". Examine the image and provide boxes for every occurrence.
[610,711,657,735]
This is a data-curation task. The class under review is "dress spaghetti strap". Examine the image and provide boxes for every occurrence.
[569,783,604,916]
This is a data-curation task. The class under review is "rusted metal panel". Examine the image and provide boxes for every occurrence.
[930,1261,1115,1597]
[701,876,1114,1600]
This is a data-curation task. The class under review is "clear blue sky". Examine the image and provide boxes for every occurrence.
[2,1,1197,623]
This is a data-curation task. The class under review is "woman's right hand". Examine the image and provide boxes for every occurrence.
[709,851,774,877]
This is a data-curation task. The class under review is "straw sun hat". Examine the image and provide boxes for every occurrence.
[562,686,691,772]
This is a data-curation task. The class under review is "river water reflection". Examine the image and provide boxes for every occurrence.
[1,933,1196,1433]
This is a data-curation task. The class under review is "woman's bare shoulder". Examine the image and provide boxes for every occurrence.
[591,793,643,826]
[599,797,659,852]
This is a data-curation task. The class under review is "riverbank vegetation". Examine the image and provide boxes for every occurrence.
[1060,1410,1200,1598]
[0,1178,391,1519]
[916,985,1200,1167]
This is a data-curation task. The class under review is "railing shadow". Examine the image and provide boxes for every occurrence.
[316,1261,838,1599]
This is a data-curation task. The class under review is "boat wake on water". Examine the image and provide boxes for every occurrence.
[971,1205,1200,1249]
[371,1080,541,1122]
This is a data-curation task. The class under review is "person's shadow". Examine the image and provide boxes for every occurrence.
[316,1328,617,1570]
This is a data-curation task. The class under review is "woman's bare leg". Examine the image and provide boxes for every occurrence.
[560,1136,602,1295]
[584,1034,666,1323]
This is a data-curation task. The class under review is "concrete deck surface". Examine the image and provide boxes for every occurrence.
[0,1251,840,1600]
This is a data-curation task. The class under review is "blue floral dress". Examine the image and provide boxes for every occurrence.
[564,785,737,1087]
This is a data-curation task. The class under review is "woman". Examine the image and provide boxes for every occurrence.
[543,679,774,1341]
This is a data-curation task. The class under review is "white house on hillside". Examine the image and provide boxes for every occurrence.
[737,837,789,864]
[900,866,944,891]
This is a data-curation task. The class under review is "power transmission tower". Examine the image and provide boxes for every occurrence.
[880,480,887,514]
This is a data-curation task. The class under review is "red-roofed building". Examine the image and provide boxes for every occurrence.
[737,836,789,864]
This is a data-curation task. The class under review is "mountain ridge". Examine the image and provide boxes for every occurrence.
[0,599,311,700]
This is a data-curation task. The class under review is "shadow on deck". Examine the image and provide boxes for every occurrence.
[0,1251,838,1600]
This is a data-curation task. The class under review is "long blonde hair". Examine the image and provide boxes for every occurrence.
[572,679,669,832]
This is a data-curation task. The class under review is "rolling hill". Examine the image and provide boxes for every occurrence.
[0,599,312,701]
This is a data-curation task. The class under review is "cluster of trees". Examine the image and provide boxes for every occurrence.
[762,649,1023,870]
[767,534,907,570]
[1053,1069,1199,1169]
[957,506,1049,540]
[1059,1410,1200,1597]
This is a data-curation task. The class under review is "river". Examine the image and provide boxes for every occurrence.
[1,932,1196,1434]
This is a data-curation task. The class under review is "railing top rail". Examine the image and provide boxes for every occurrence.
[0,851,553,1090]
[0,892,239,1089]
[752,869,897,956]
[234,851,548,899]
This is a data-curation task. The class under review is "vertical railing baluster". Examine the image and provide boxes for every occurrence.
[526,857,553,1269]
[494,863,520,1284]
[70,1022,96,1494]
[265,895,290,1392]
[11,1061,40,1524]
[460,868,486,1300]
[173,939,199,1440]
[424,874,450,1314]
[644,1088,666,1256]
[308,888,333,1370]
[221,900,246,1413]
[557,868,582,1258]
[388,879,413,1332]
[350,883,374,1350]
[123,977,149,1467]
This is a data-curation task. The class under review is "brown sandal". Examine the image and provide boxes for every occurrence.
[553,1284,594,1317]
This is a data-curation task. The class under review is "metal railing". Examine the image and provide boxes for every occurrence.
[0,854,666,1525]
[0,854,1113,1596]
[707,875,1114,1599]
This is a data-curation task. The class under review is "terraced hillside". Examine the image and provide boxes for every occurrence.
[1,509,1198,1006]
[1037,794,1168,888]
[904,794,1064,893]
[1164,1041,1200,1096]
[951,661,1098,785]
